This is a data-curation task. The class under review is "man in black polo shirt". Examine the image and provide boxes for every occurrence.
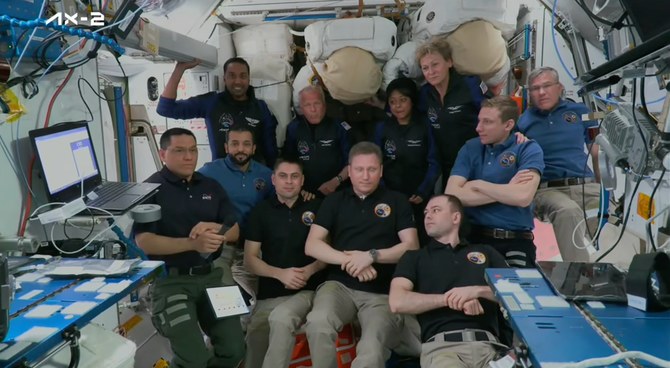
[390,194,508,368]
[284,85,352,198]
[134,128,245,368]
[243,158,325,368]
[304,142,419,368]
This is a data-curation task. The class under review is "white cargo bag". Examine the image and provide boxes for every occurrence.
[233,23,295,61]
[382,41,422,88]
[304,16,398,62]
[412,0,519,42]
[248,56,294,147]
[292,62,327,113]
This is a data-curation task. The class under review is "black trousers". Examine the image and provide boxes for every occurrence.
[466,234,536,268]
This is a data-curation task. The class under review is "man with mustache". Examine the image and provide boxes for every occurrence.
[157,58,279,166]
[200,124,273,288]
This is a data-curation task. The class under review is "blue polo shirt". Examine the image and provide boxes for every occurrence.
[517,100,596,181]
[199,156,273,232]
[451,134,545,231]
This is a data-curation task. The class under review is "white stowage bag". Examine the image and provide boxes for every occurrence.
[304,16,398,62]
[320,47,382,105]
[446,20,511,86]
[412,0,520,42]
[247,56,294,147]
[382,41,422,88]
[233,23,295,61]
[292,62,327,113]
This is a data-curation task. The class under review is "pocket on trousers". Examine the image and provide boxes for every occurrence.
[150,296,168,336]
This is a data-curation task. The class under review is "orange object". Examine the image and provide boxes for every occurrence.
[511,95,524,114]
[289,323,358,368]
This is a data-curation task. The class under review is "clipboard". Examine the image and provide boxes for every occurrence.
[206,286,249,319]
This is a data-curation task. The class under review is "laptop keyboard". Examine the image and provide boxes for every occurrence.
[87,182,139,207]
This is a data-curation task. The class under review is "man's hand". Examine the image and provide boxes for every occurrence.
[189,222,221,239]
[444,286,482,311]
[301,190,316,201]
[277,268,307,290]
[356,265,378,282]
[342,250,374,277]
[409,195,424,205]
[514,132,529,144]
[318,178,340,196]
[462,299,485,315]
[509,169,535,185]
[191,232,225,253]
[176,59,201,70]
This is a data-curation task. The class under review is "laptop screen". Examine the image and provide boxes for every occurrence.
[29,123,102,201]
[537,261,628,303]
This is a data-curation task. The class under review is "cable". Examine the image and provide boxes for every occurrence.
[18,69,75,236]
[63,208,95,240]
[34,1,148,84]
[49,206,117,255]
[561,351,670,368]
[12,0,48,71]
[573,0,616,27]
[550,0,576,81]
[646,168,667,251]
[595,79,648,261]
[12,115,37,199]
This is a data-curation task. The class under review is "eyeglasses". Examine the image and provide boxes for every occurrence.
[168,148,198,156]
[528,82,559,93]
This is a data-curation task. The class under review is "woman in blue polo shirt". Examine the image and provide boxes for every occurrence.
[373,77,440,245]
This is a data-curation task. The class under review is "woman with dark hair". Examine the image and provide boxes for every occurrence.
[373,77,440,245]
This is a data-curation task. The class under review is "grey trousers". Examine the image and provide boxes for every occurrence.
[534,183,601,262]
[245,291,314,368]
[420,339,498,368]
[304,281,403,368]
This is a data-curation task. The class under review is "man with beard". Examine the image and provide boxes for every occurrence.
[157,58,279,166]
[200,124,273,287]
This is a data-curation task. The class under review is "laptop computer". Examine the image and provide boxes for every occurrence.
[536,261,628,303]
[28,122,160,214]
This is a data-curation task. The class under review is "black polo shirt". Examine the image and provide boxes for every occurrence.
[419,70,488,179]
[373,113,440,199]
[133,167,238,268]
[315,186,415,294]
[283,116,352,195]
[394,240,508,342]
[246,196,325,300]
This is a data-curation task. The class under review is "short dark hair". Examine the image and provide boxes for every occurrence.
[386,77,419,110]
[274,157,304,173]
[429,194,469,236]
[223,57,250,74]
[348,141,382,165]
[481,95,520,125]
[226,124,255,144]
[159,128,196,149]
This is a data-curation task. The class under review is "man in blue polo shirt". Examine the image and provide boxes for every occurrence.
[517,67,600,262]
[446,96,544,267]
[199,124,273,288]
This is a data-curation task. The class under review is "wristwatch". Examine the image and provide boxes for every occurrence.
[336,174,344,183]
[369,249,379,263]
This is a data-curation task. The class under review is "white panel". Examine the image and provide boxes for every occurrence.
[0,62,103,238]
[132,137,159,183]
